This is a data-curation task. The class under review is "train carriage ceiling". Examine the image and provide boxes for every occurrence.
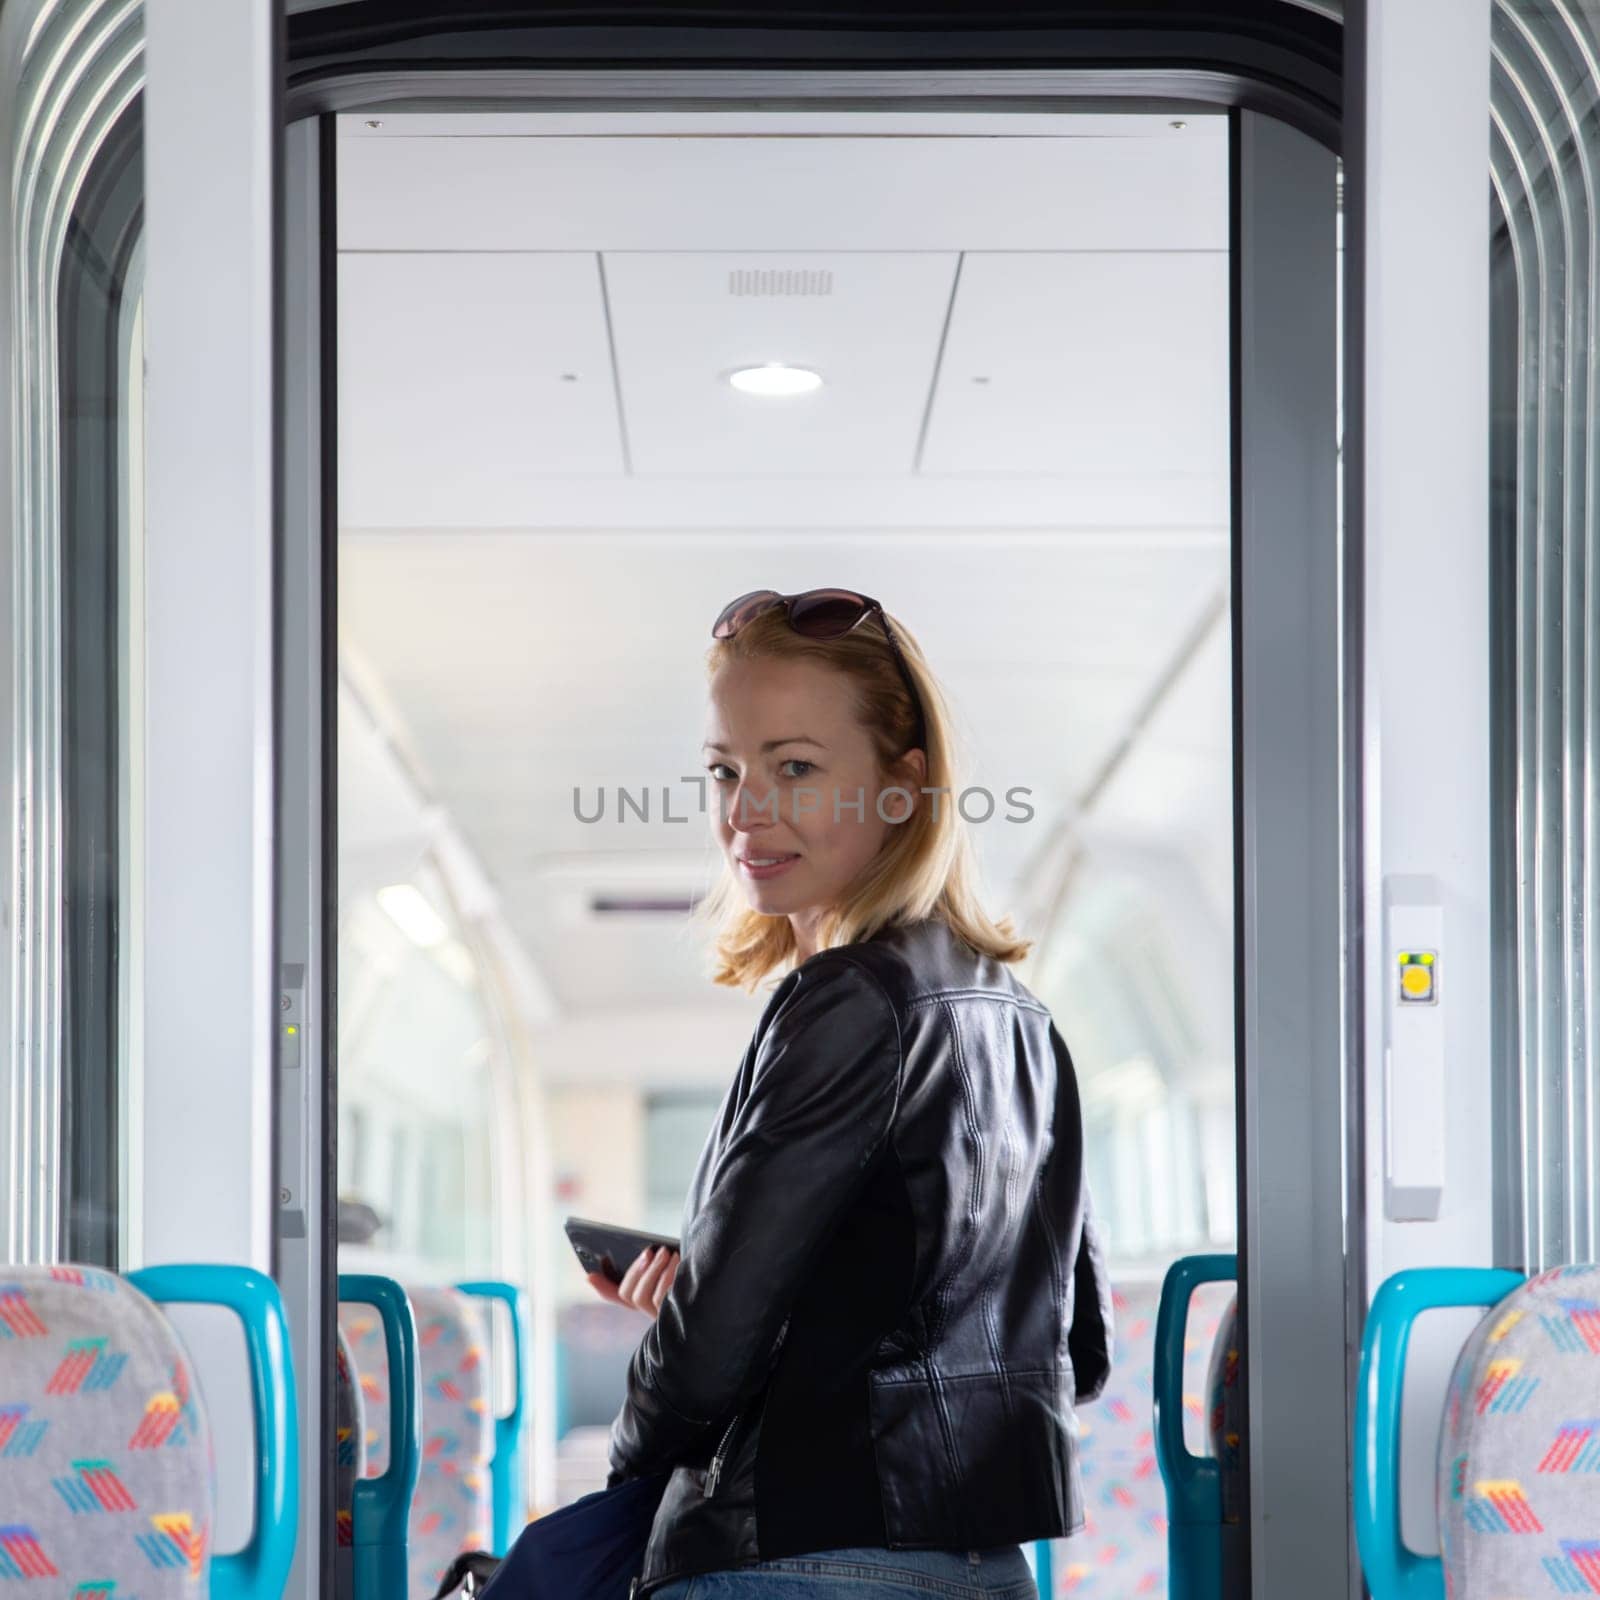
[336,112,1235,1034]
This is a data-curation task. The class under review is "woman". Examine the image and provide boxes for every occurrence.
[589,587,1113,1600]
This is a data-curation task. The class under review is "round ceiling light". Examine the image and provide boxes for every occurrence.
[727,363,824,398]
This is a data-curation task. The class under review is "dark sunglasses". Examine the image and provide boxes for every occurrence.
[711,588,927,753]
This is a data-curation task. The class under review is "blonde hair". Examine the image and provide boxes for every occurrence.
[697,601,1030,991]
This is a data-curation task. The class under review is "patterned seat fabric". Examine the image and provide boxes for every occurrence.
[0,1264,214,1592]
[1205,1295,1244,1525]
[1438,1263,1600,1597]
[337,1301,391,1480]
[332,1324,366,1594]
[1050,1276,1233,1598]
[407,1286,494,1598]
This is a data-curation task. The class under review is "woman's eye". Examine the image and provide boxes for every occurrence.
[779,759,815,779]
[707,763,736,782]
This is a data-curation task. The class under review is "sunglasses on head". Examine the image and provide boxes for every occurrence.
[711,588,927,753]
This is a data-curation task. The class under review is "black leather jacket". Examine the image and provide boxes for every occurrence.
[607,916,1113,1595]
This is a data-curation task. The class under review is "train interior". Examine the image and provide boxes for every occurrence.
[9,5,1599,1600]
[333,109,1235,1578]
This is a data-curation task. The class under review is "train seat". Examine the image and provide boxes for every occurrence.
[338,1282,501,1595]
[406,1286,495,1596]
[337,1301,392,1477]
[0,1262,296,1600]
[455,1280,530,1552]
[1049,1273,1231,1597]
[1438,1264,1600,1596]
[1067,1280,1165,1594]
[332,1324,366,1584]
[1152,1253,1239,1600]
[1356,1263,1600,1600]
[1203,1297,1243,1531]
[337,1275,420,1600]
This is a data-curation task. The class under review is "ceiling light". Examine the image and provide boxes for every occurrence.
[434,938,479,988]
[727,364,823,398]
[376,883,448,949]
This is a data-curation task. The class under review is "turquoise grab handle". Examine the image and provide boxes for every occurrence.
[129,1264,299,1600]
[1354,1267,1525,1600]
[340,1274,421,1600]
[457,1279,530,1552]
[1153,1254,1236,1600]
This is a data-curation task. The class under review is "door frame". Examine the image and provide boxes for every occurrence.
[279,68,1355,1600]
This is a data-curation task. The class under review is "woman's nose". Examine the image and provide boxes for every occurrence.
[727,782,779,833]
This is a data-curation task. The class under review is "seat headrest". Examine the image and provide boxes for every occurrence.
[1439,1263,1600,1598]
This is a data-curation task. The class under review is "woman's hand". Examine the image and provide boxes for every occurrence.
[587,1245,680,1318]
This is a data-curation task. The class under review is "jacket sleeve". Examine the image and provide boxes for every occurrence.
[1067,1178,1113,1404]
[607,956,901,1485]
[1052,1018,1112,1406]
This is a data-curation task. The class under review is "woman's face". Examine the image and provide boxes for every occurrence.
[704,656,925,950]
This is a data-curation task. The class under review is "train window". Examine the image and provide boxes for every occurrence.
[644,1091,724,1237]
[336,856,500,1276]
[56,98,145,1267]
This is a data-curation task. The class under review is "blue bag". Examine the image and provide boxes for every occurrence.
[480,1471,671,1599]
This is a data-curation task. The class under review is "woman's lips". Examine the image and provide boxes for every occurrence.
[739,852,801,881]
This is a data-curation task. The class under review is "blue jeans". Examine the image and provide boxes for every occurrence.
[649,1545,1037,1598]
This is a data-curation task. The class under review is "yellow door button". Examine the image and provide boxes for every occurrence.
[1399,954,1437,1003]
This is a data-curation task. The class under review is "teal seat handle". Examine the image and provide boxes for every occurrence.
[340,1274,422,1600]
[1354,1267,1525,1600]
[1153,1254,1236,1600]
[457,1279,530,1552]
[1153,1253,1236,1525]
[129,1264,299,1600]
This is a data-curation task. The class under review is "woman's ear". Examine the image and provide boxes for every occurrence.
[890,746,929,802]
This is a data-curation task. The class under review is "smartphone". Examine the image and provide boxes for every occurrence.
[564,1216,681,1284]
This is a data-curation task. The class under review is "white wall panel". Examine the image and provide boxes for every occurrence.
[142,0,275,1270]
[339,253,623,527]
[142,0,276,1559]
[1356,0,1496,1560]
[603,252,956,477]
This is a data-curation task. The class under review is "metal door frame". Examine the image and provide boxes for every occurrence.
[278,68,1354,1600]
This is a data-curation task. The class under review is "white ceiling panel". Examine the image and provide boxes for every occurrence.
[603,252,957,477]
[338,253,623,527]
[922,253,1229,503]
[338,121,1228,254]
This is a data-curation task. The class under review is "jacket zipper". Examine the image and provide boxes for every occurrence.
[703,1410,741,1498]
[704,1317,790,1500]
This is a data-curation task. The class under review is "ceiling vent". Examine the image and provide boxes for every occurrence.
[590,893,702,916]
[729,268,833,298]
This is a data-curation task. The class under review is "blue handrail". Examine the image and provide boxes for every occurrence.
[129,1264,299,1600]
[1354,1267,1524,1600]
[1153,1253,1237,1600]
[339,1274,422,1600]
[457,1278,531,1552]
